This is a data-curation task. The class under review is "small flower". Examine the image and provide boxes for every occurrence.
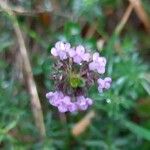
[47,91,64,107]
[76,96,89,110]
[104,77,112,89]
[86,98,93,105]
[72,45,85,64]
[51,48,58,57]
[82,53,91,62]
[93,52,99,61]
[46,41,111,113]
[51,41,71,60]
[97,77,112,93]
[68,102,77,112]
[72,45,91,64]
[89,52,106,74]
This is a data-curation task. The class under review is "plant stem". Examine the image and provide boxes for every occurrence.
[0,1,46,139]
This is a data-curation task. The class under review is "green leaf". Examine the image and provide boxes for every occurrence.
[124,120,150,141]
[32,67,43,75]
[3,119,18,134]
[0,41,13,53]
[0,134,5,143]
[64,22,81,36]
[0,59,8,69]
[136,98,150,117]
[141,80,150,95]
[84,140,108,148]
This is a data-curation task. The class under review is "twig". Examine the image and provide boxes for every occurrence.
[96,39,105,51]
[0,1,46,139]
[85,22,98,38]
[115,4,133,35]
[129,0,150,33]
[72,110,95,136]
[0,2,70,18]
[0,5,51,14]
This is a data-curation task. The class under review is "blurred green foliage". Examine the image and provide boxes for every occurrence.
[0,0,150,149]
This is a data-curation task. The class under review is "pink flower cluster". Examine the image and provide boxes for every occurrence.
[46,41,112,113]
[46,91,93,113]
[51,41,90,64]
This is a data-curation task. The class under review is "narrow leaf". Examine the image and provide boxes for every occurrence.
[124,120,150,141]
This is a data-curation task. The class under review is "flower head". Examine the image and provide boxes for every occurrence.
[46,41,111,113]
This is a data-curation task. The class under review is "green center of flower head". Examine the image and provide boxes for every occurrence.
[69,73,85,88]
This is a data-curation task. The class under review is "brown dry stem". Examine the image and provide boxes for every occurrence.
[129,0,150,33]
[115,4,133,35]
[0,1,46,139]
[72,110,95,137]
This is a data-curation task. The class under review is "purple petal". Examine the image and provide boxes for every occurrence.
[62,96,71,104]
[49,98,60,107]
[89,62,97,71]
[104,77,112,83]
[58,105,68,113]
[68,48,76,57]
[93,52,99,61]
[58,51,67,60]
[73,55,82,64]
[98,57,106,66]
[64,42,71,51]
[104,82,111,89]
[68,103,77,112]
[86,98,93,105]
[97,66,105,74]
[55,41,62,49]
[97,78,105,88]
[77,96,88,110]
[48,91,64,107]
[46,92,54,99]
[98,86,103,93]
[104,77,112,89]
[55,41,65,50]
[82,53,91,62]
[77,96,85,101]
[79,103,88,110]
[51,48,58,57]
[76,45,85,55]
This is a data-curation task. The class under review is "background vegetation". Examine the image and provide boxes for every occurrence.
[0,0,150,149]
